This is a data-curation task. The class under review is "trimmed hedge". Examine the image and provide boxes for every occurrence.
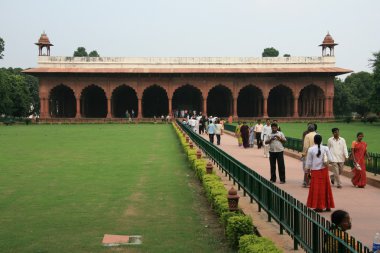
[239,235,283,253]
[173,123,282,252]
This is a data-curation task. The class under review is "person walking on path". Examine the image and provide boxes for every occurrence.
[254,119,264,149]
[235,122,243,147]
[261,119,271,158]
[207,120,216,144]
[240,122,250,148]
[214,119,223,145]
[350,132,370,188]
[249,123,255,148]
[302,124,317,187]
[327,128,349,189]
[264,123,287,183]
[306,134,335,212]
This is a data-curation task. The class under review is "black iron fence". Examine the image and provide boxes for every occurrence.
[177,121,370,253]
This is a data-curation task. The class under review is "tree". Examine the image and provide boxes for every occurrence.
[262,47,279,57]
[344,71,374,116]
[369,51,380,113]
[0,37,4,59]
[0,68,36,117]
[89,50,100,57]
[283,54,291,57]
[333,78,352,117]
[73,47,88,57]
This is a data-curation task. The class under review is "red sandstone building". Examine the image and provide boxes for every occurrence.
[24,33,351,121]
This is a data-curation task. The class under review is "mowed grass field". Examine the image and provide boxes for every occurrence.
[0,124,232,253]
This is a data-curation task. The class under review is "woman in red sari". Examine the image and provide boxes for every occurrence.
[350,132,370,188]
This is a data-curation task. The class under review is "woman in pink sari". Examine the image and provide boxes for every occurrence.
[350,132,370,188]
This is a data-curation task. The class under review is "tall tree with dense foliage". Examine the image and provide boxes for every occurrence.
[73,47,88,57]
[89,50,100,57]
[262,47,279,57]
[0,37,4,59]
[0,68,38,117]
[333,78,352,116]
[344,71,374,116]
[369,51,380,113]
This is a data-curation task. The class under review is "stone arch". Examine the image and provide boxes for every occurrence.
[49,84,76,118]
[298,84,325,117]
[268,85,294,117]
[80,84,107,118]
[172,84,203,116]
[111,85,138,118]
[207,84,233,117]
[142,85,168,117]
[237,85,264,117]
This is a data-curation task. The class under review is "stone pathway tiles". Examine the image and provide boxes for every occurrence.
[201,132,379,248]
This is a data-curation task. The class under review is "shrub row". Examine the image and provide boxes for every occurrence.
[172,123,283,252]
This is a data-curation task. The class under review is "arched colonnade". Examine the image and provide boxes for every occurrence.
[41,82,333,119]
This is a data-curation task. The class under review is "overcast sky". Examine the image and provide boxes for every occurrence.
[1,0,379,75]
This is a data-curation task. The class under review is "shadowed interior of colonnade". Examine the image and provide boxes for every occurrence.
[142,85,168,117]
[237,85,264,117]
[111,85,138,118]
[80,84,107,118]
[49,84,76,117]
[207,85,233,117]
[172,84,203,115]
[298,84,325,117]
[268,85,294,117]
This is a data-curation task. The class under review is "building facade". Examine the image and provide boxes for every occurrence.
[24,33,351,120]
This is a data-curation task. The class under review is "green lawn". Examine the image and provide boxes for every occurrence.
[278,122,380,153]
[0,124,232,253]
[231,122,380,153]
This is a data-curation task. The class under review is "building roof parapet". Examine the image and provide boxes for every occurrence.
[37,56,336,69]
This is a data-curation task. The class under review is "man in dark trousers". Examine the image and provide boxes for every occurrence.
[265,123,287,184]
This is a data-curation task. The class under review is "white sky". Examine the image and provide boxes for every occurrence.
[1,0,379,75]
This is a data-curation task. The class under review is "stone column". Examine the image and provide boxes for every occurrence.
[39,97,45,118]
[263,97,268,117]
[45,98,50,118]
[168,98,172,116]
[233,97,237,118]
[203,98,207,116]
[324,98,329,117]
[293,96,298,118]
[106,97,111,118]
[138,98,142,118]
[329,97,334,117]
[76,97,81,118]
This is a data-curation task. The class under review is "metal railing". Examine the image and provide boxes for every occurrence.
[177,121,370,253]
[224,124,380,176]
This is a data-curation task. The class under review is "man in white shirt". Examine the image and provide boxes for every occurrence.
[254,119,264,149]
[261,119,272,157]
[327,128,349,188]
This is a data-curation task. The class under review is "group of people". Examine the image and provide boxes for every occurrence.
[182,113,225,145]
[234,119,371,214]
[301,123,370,213]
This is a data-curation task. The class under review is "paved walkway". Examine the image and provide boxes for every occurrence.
[202,132,379,248]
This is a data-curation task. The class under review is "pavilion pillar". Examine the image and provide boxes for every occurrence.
[329,97,334,117]
[106,97,111,118]
[44,98,50,118]
[75,97,80,118]
[168,98,172,116]
[293,96,298,118]
[138,98,142,118]
[324,98,329,117]
[233,97,237,118]
[263,97,268,117]
[203,98,207,116]
[39,97,45,118]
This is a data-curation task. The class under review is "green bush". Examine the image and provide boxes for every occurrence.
[239,235,282,253]
[344,116,353,123]
[221,211,244,228]
[226,215,253,248]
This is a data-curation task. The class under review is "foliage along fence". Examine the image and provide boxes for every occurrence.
[178,120,370,253]
[224,123,380,176]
